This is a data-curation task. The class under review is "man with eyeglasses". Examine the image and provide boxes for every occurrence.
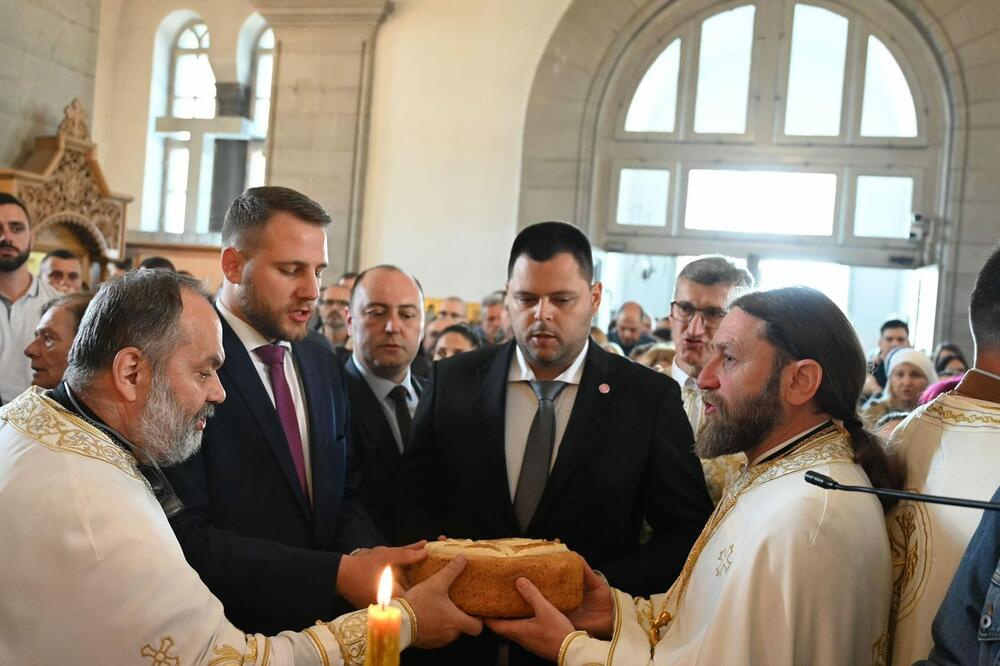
[669,256,755,503]
[318,283,352,358]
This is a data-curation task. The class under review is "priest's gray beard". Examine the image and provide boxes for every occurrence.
[696,368,783,459]
[135,374,215,466]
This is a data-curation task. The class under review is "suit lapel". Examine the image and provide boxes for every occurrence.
[529,342,615,530]
[218,312,312,522]
[472,342,519,535]
[294,342,331,539]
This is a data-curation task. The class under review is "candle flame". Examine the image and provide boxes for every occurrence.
[377,566,393,607]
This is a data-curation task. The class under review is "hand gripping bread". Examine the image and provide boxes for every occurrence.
[409,538,584,618]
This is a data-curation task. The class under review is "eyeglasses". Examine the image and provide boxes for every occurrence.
[670,301,727,327]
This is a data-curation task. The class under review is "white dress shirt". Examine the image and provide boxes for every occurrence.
[217,300,313,496]
[0,275,59,404]
[504,341,589,500]
[671,358,704,434]
[351,353,419,453]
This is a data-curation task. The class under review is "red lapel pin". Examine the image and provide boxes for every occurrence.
[599,383,610,394]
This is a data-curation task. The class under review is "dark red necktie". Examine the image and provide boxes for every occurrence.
[254,344,307,495]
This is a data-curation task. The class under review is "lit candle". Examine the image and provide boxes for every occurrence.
[366,566,401,666]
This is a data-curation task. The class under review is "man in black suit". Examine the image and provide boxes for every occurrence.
[165,186,425,636]
[343,265,426,530]
[393,221,713,664]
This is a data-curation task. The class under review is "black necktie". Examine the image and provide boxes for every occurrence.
[514,380,567,532]
[387,385,412,451]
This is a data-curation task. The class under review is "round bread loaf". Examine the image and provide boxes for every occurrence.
[409,538,584,618]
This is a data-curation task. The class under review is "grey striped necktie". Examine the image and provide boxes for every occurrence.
[513,380,567,532]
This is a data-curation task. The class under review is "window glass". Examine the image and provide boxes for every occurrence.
[758,258,851,312]
[616,168,670,227]
[684,169,837,235]
[163,145,189,234]
[784,4,848,136]
[625,39,681,133]
[693,5,756,134]
[247,144,267,189]
[256,53,274,99]
[259,27,275,49]
[177,29,199,49]
[854,175,914,238]
[861,35,917,137]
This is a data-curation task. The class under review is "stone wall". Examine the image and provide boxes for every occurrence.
[0,0,99,166]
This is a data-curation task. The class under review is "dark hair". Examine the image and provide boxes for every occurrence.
[350,264,425,309]
[41,248,79,263]
[677,256,755,291]
[0,192,31,225]
[436,324,482,350]
[41,292,94,332]
[732,287,903,509]
[970,243,1000,349]
[880,319,909,335]
[138,256,176,272]
[65,270,211,389]
[935,352,968,374]
[507,221,594,282]
[222,186,331,251]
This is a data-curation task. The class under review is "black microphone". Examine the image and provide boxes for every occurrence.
[804,471,1000,512]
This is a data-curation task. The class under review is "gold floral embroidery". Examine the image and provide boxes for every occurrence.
[330,610,368,666]
[0,388,147,486]
[922,401,1000,428]
[141,636,180,665]
[209,634,259,665]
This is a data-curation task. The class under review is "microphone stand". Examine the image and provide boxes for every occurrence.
[804,471,1000,512]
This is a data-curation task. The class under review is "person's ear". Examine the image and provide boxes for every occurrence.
[221,246,246,285]
[590,281,603,315]
[110,347,149,403]
[784,359,823,406]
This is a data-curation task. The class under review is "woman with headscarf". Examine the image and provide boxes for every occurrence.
[861,347,937,428]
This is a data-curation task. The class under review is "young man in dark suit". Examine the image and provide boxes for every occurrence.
[393,221,713,664]
[164,186,425,635]
[343,265,426,531]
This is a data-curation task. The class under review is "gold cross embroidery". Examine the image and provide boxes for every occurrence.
[141,636,180,665]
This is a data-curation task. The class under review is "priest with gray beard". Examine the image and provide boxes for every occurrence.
[488,286,901,666]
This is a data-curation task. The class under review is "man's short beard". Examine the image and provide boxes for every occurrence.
[696,367,783,459]
[0,246,30,273]
[135,373,214,466]
[238,273,308,342]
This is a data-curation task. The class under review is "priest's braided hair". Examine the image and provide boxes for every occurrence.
[732,287,903,511]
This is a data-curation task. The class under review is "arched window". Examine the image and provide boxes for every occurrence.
[596,0,945,258]
[247,27,275,189]
[157,20,218,233]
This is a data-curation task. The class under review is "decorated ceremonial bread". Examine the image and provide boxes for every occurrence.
[410,538,584,618]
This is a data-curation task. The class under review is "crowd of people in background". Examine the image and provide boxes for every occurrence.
[3,184,1000,665]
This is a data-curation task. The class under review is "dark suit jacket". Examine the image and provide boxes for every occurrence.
[165,313,381,635]
[343,356,424,530]
[392,340,713,664]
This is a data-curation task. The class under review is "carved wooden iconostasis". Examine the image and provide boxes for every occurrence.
[0,99,131,285]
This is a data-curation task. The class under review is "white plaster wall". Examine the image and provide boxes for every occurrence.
[361,0,572,300]
[92,0,257,230]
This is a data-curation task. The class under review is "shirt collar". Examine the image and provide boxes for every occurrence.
[508,339,589,385]
[351,351,416,403]
[216,299,292,358]
[670,358,696,389]
[748,419,832,466]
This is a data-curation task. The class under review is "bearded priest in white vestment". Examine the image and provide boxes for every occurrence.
[487,287,898,666]
[887,244,1000,666]
[0,270,482,665]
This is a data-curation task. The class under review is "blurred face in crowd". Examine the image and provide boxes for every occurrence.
[614,304,643,347]
[224,212,327,342]
[136,291,226,466]
[23,306,78,388]
[319,285,351,330]
[437,298,466,324]
[670,278,731,377]
[696,308,784,459]
[41,256,84,293]
[507,252,601,381]
[939,356,967,378]
[422,317,450,353]
[889,363,929,407]
[0,203,31,273]
[349,268,424,383]
[879,326,910,359]
[433,331,475,361]
[481,302,507,343]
